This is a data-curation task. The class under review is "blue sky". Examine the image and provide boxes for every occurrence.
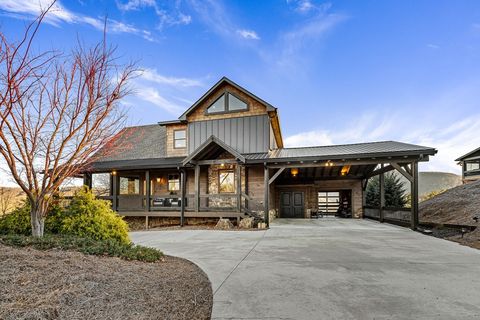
[1,0,480,185]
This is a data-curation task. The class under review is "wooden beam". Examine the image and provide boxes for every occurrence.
[180,169,186,227]
[391,162,413,182]
[264,166,270,228]
[266,158,420,169]
[112,173,118,211]
[236,164,241,212]
[269,167,285,185]
[194,165,200,212]
[194,159,238,165]
[379,164,385,223]
[364,164,395,179]
[410,161,419,230]
[145,170,150,212]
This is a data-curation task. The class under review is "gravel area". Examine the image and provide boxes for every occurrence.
[0,244,212,320]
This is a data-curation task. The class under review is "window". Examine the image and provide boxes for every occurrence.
[207,95,226,113]
[219,170,235,193]
[318,191,340,214]
[119,176,140,195]
[466,162,480,171]
[174,129,186,148]
[206,92,247,114]
[168,174,180,192]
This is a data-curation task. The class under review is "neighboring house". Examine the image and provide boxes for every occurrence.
[456,147,480,184]
[83,77,437,229]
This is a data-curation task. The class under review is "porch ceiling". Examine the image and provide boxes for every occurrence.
[275,164,378,182]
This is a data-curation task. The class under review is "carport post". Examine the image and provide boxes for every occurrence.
[410,161,419,230]
[264,165,270,228]
[379,164,385,223]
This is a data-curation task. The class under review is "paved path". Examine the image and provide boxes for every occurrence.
[131,219,480,320]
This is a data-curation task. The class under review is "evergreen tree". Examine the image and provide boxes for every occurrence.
[366,172,407,207]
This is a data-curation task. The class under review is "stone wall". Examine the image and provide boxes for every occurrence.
[274,179,364,219]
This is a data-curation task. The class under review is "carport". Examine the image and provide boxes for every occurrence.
[245,141,438,229]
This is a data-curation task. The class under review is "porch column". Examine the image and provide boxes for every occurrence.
[111,172,118,212]
[379,164,385,223]
[410,161,419,230]
[145,170,150,212]
[194,164,200,212]
[236,164,241,212]
[264,165,270,228]
[180,169,186,227]
[83,173,92,189]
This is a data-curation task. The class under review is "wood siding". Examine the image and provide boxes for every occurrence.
[165,123,187,157]
[186,82,269,122]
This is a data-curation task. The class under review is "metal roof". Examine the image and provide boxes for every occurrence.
[455,146,480,161]
[244,141,437,162]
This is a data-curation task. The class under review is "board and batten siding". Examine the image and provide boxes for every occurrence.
[188,115,270,154]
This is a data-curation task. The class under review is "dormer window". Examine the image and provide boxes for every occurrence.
[206,92,247,114]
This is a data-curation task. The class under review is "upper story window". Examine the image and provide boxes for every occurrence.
[174,129,186,148]
[466,162,480,172]
[206,92,247,114]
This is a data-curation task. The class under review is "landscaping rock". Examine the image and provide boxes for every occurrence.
[215,218,234,230]
[239,217,254,229]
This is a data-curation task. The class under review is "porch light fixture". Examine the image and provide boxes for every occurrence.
[112,170,117,176]
[340,165,351,176]
[291,168,299,177]
[325,161,334,167]
[156,177,161,183]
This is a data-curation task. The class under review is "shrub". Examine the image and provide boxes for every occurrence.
[0,201,65,235]
[0,201,31,235]
[62,187,130,245]
[0,234,163,262]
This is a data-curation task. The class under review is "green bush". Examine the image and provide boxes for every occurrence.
[0,234,163,262]
[61,187,130,245]
[0,201,31,235]
[0,201,65,235]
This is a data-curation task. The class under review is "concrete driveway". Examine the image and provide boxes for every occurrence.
[131,219,480,320]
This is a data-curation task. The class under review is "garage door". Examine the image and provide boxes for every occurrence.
[280,192,304,218]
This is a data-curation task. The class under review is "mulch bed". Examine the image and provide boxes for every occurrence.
[0,244,212,320]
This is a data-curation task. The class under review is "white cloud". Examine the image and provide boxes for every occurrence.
[117,0,192,29]
[427,43,440,49]
[188,0,260,41]
[141,69,204,87]
[128,69,207,116]
[0,0,153,41]
[237,29,260,40]
[134,86,184,114]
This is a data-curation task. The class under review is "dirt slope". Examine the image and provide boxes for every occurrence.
[420,180,480,226]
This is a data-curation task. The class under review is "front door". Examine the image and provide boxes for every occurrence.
[280,192,304,218]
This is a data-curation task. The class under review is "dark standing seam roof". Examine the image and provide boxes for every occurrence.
[243,141,437,162]
[92,124,167,162]
[455,146,480,161]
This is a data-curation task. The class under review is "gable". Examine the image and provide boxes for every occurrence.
[185,82,270,122]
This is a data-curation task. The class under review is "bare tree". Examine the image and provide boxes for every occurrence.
[0,3,136,236]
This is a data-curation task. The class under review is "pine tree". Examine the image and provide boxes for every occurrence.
[366,172,407,207]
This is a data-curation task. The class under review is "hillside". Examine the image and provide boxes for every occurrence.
[397,171,462,198]
[420,180,480,226]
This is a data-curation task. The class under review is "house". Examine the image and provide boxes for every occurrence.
[83,77,437,229]
[456,147,480,184]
